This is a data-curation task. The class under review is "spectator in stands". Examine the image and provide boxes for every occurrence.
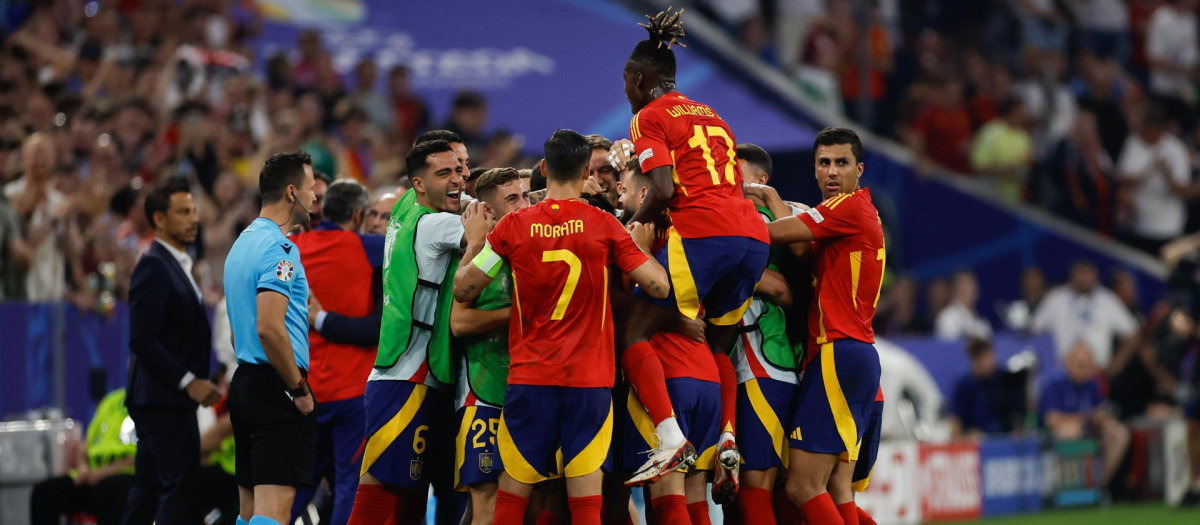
[348,58,393,133]
[965,58,1013,131]
[388,65,428,147]
[969,97,1032,202]
[5,133,67,301]
[1040,341,1131,488]
[0,188,30,299]
[1032,260,1139,367]
[904,77,973,174]
[1014,51,1076,161]
[875,275,934,336]
[442,90,488,161]
[836,0,893,134]
[1117,103,1194,255]
[1068,0,1131,64]
[1145,0,1199,134]
[1015,0,1068,57]
[30,388,136,525]
[1036,110,1117,233]
[363,191,399,235]
[1071,51,1137,163]
[1005,267,1048,331]
[936,270,993,340]
[925,276,951,322]
[949,338,1020,438]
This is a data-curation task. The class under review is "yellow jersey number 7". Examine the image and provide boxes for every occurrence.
[541,249,581,320]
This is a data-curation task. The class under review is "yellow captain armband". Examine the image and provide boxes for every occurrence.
[471,243,504,279]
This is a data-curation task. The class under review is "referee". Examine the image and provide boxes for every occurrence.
[224,151,318,525]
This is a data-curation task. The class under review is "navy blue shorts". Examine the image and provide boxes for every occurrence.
[788,339,881,461]
[633,230,770,324]
[455,403,504,490]
[622,378,721,472]
[852,399,884,491]
[737,377,796,471]
[360,380,443,488]
[498,385,613,484]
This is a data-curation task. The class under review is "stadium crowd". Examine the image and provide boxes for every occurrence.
[692,0,1200,254]
[4,1,1200,525]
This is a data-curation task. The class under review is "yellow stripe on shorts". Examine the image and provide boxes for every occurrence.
[820,343,861,461]
[453,406,477,491]
[745,379,787,464]
[497,412,552,485]
[564,400,613,478]
[361,383,427,476]
[666,227,700,319]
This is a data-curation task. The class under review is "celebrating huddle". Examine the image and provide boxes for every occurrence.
[224,7,885,525]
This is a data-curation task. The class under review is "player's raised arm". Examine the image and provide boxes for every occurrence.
[452,201,498,304]
[624,221,670,298]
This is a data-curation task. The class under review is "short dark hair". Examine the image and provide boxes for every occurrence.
[966,338,993,360]
[543,130,591,182]
[414,129,464,146]
[468,166,487,182]
[406,139,455,180]
[323,179,370,224]
[736,143,772,177]
[813,127,864,165]
[452,90,486,111]
[475,168,523,200]
[585,134,613,151]
[259,151,313,203]
[144,178,191,227]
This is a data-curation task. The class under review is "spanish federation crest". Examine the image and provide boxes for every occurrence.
[275,260,294,282]
[409,459,423,480]
[478,452,494,474]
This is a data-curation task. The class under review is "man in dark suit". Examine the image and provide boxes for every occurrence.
[123,179,221,525]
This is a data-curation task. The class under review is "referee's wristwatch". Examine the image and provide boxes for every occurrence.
[286,377,310,400]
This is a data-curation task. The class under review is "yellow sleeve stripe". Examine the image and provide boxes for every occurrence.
[825,193,852,210]
[630,114,642,141]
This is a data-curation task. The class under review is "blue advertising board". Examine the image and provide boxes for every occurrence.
[979,436,1044,516]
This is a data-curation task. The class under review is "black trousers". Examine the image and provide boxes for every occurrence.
[122,406,202,525]
[31,474,135,525]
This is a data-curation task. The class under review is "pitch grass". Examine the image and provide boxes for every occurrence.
[941,503,1200,524]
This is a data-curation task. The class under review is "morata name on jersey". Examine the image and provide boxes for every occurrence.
[531,220,584,239]
[665,104,715,118]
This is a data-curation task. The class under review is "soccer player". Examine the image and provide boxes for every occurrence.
[289,179,384,525]
[619,7,770,486]
[725,144,800,525]
[745,127,885,525]
[585,134,620,209]
[224,151,318,525]
[452,129,670,525]
[618,166,722,525]
[346,140,468,524]
[449,167,530,524]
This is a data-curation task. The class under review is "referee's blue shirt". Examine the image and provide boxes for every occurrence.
[224,217,310,370]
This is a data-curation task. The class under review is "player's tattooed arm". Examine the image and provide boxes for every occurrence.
[628,259,670,299]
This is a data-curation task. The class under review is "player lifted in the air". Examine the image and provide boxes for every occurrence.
[617,7,771,489]
[453,129,670,525]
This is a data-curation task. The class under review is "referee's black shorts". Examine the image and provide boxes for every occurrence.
[228,363,317,489]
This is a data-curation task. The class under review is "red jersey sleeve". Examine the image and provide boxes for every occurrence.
[605,213,649,273]
[631,109,673,173]
[796,191,863,240]
[485,213,516,258]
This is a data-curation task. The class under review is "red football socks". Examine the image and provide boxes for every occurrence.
[495,490,530,525]
[739,486,776,525]
[836,502,859,525]
[713,352,738,433]
[856,504,877,525]
[568,495,604,525]
[621,341,675,425]
[535,510,561,525]
[800,493,843,525]
[773,483,803,524]
[687,500,711,525]
[651,494,691,525]
[347,484,427,525]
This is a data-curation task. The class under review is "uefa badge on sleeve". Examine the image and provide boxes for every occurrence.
[276,260,294,282]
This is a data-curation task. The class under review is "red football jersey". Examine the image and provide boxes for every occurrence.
[630,92,769,244]
[487,198,648,388]
[652,332,720,383]
[796,188,886,365]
